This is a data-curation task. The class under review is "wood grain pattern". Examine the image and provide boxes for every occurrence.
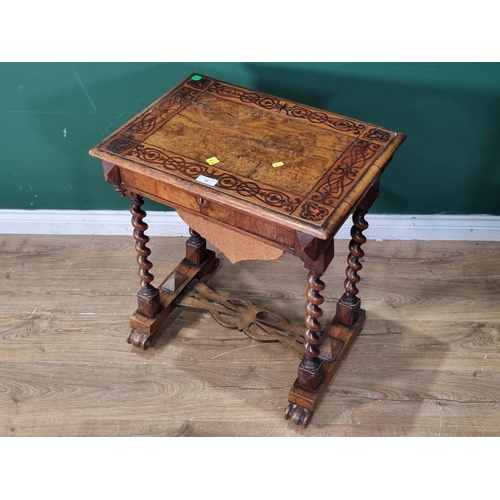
[1,235,500,436]
[89,74,406,239]
[146,93,355,196]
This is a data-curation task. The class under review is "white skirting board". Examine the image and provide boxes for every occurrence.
[0,210,499,241]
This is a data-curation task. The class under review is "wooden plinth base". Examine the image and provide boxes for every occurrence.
[127,253,365,429]
[285,310,366,427]
[127,250,219,348]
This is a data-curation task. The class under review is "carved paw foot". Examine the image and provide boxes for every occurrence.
[127,329,152,350]
[284,403,313,428]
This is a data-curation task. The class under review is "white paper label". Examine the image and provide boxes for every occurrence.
[196,175,219,186]
[196,175,218,186]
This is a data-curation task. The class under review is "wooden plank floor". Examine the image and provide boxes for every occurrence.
[1,234,499,436]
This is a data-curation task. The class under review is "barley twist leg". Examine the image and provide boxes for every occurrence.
[129,193,162,321]
[336,208,368,326]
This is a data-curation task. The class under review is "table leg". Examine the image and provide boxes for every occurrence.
[128,223,219,350]
[186,228,208,265]
[335,178,378,327]
[127,193,162,349]
[129,193,162,318]
[285,271,326,427]
[183,227,220,286]
[286,182,379,427]
[299,272,325,385]
[335,207,368,327]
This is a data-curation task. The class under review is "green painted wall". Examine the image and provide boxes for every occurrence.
[1,62,500,214]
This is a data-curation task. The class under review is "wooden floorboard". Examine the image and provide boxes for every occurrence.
[1,235,499,436]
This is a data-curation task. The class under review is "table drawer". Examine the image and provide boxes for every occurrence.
[119,166,233,220]
[118,166,298,252]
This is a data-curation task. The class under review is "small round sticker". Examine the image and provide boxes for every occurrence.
[191,75,202,81]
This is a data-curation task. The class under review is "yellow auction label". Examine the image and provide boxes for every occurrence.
[206,157,220,165]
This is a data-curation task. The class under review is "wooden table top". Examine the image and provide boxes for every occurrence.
[90,74,405,240]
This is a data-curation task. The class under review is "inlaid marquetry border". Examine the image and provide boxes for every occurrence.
[124,143,302,214]
[291,200,332,223]
[97,74,399,225]
[108,87,201,144]
[100,73,396,157]
[306,140,382,207]
[206,80,395,143]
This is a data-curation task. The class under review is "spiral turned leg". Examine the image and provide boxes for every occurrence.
[287,191,376,426]
[129,193,162,319]
[337,208,369,326]
[297,271,325,391]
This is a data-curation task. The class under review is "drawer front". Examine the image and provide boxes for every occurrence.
[118,167,298,252]
[119,167,229,219]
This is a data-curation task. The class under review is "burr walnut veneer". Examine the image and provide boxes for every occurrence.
[89,74,406,427]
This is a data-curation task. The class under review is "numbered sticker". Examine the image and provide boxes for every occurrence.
[196,175,218,186]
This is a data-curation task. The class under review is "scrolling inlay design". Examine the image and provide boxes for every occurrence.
[106,138,140,155]
[208,82,366,135]
[127,145,301,212]
[120,87,201,139]
[186,77,212,91]
[310,141,381,206]
[363,128,391,142]
[300,202,329,222]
